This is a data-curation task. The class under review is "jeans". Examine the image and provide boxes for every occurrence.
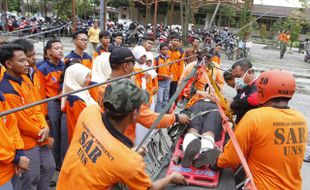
[13,146,55,190]
[155,80,171,113]
[48,100,62,168]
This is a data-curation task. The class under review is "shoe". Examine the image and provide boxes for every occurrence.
[181,139,201,168]
[193,151,208,168]
[50,180,57,187]
[204,149,221,165]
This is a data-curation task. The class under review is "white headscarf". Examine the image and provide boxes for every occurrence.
[146,52,157,79]
[61,64,97,110]
[132,46,147,62]
[91,52,112,83]
[132,46,148,89]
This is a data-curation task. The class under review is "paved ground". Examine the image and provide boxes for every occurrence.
[31,37,309,189]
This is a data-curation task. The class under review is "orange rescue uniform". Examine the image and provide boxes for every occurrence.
[97,83,176,142]
[154,55,171,81]
[168,48,185,82]
[36,60,65,98]
[0,65,6,81]
[64,95,87,143]
[22,68,47,115]
[0,73,49,150]
[57,105,152,190]
[0,92,24,186]
[134,66,153,104]
[278,33,289,44]
[218,107,308,190]
[92,45,109,60]
[179,61,224,108]
[64,51,93,70]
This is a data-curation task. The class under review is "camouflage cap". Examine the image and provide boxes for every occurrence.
[103,78,150,114]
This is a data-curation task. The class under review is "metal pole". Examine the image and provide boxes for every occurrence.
[3,0,8,32]
[169,0,174,32]
[72,0,77,32]
[100,0,104,30]
[153,0,158,38]
[103,0,107,31]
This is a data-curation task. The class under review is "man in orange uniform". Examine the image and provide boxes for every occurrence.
[0,44,55,190]
[12,39,47,115]
[97,47,190,143]
[168,32,185,98]
[155,43,171,112]
[92,31,110,59]
[65,31,93,69]
[37,39,65,170]
[278,30,290,59]
[57,79,186,190]
[215,69,308,190]
[0,91,29,190]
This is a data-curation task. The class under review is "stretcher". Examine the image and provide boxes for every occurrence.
[166,132,226,188]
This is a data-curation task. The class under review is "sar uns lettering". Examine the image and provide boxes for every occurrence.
[284,145,304,156]
[77,148,88,165]
[274,127,306,156]
[274,127,306,145]
[79,131,102,164]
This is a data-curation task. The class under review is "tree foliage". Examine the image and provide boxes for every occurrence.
[259,23,267,39]
[108,0,129,8]
[219,6,236,27]
[7,0,20,12]
[239,0,252,40]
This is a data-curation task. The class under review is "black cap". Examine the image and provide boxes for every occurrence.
[109,47,135,65]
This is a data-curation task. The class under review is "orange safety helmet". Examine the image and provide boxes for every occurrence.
[256,69,296,104]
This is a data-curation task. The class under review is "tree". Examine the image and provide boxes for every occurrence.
[239,0,252,41]
[7,0,20,12]
[219,6,236,27]
[259,23,267,39]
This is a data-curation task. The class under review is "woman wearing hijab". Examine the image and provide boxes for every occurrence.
[89,52,112,101]
[61,64,97,143]
[145,52,158,111]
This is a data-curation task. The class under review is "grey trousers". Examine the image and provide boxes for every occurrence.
[48,100,62,167]
[60,112,69,165]
[13,146,55,190]
[305,129,310,161]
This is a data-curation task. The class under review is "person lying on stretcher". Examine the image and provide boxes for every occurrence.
[177,51,226,168]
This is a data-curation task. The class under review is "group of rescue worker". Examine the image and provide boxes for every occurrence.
[0,28,308,190]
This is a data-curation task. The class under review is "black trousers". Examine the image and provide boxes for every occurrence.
[169,81,178,99]
[187,100,223,141]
